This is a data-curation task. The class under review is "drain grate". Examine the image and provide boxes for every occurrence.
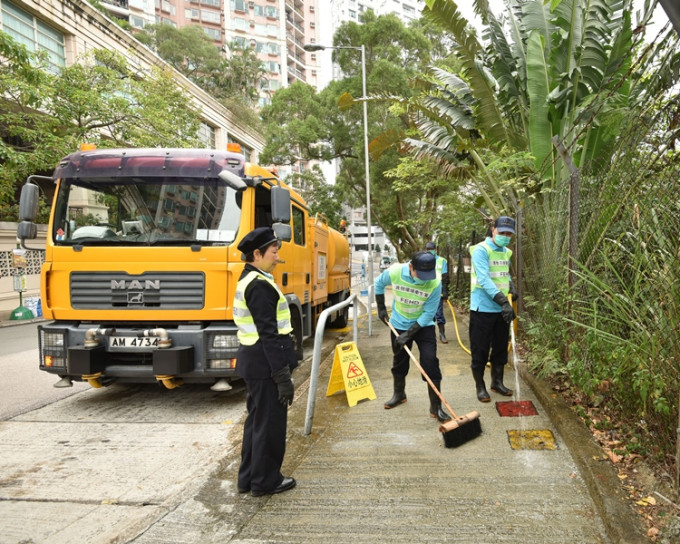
[496,400,538,417]
[507,429,557,450]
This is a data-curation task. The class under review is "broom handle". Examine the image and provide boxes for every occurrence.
[387,321,460,420]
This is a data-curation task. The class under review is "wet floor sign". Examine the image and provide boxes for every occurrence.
[507,429,557,450]
[326,341,377,407]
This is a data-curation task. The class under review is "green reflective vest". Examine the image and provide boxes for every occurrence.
[388,264,439,320]
[469,241,512,295]
[435,255,446,280]
[233,270,293,346]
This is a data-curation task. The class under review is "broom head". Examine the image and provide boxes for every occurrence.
[439,411,482,448]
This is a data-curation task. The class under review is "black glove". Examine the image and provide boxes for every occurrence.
[375,293,389,325]
[271,366,294,407]
[508,279,518,302]
[395,323,422,350]
[493,292,516,324]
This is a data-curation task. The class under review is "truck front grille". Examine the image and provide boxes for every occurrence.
[70,272,205,310]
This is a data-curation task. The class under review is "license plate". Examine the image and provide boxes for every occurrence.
[109,336,159,349]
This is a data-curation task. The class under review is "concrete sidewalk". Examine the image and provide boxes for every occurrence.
[134,300,647,544]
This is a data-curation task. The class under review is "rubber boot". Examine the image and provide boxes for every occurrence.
[428,381,451,422]
[437,323,448,344]
[384,374,407,409]
[472,369,490,403]
[490,365,513,396]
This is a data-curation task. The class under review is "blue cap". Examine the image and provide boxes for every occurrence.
[425,241,436,250]
[410,251,437,280]
[495,216,516,234]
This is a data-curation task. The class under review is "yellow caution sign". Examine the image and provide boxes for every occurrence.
[326,341,376,407]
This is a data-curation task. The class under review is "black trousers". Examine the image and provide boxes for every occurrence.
[390,324,441,382]
[469,310,509,371]
[238,377,288,493]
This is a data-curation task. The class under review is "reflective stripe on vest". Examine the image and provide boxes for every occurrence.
[469,241,512,295]
[233,271,293,346]
[388,264,439,319]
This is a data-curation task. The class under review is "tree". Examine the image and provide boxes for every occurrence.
[135,24,222,81]
[0,33,202,221]
[136,25,267,110]
[260,11,449,256]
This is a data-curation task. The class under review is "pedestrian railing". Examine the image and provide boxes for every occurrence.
[304,293,358,436]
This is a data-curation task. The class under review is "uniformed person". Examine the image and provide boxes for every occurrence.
[233,227,298,497]
[469,216,517,402]
[375,250,451,423]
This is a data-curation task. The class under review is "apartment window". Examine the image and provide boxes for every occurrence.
[266,24,278,36]
[197,123,216,149]
[129,0,149,8]
[231,36,246,47]
[157,16,177,26]
[403,4,415,16]
[203,26,221,40]
[130,15,146,28]
[185,8,199,19]
[348,9,355,18]
[264,61,280,73]
[231,0,247,12]
[201,0,220,6]
[201,9,220,23]
[161,1,175,15]
[253,5,265,16]
[1,0,65,73]
[264,5,278,17]
[232,17,248,31]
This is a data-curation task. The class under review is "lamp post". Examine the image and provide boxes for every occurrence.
[303,43,375,334]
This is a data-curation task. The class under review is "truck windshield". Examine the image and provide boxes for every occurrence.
[52,177,243,246]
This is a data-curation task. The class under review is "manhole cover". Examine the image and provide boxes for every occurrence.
[507,429,557,450]
[496,400,538,417]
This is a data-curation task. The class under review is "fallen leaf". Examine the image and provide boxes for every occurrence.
[607,450,622,463]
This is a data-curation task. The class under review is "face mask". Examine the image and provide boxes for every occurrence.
[495,235,512,247]
[428,250,436,256]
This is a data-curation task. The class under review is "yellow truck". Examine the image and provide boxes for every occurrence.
[18,146,351,390]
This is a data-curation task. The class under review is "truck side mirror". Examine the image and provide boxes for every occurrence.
[272,223,292,243]
[18,221,37,241]
[19,182,39,222]
[270,186,290,223]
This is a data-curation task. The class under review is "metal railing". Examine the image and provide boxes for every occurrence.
[303,293,358,436]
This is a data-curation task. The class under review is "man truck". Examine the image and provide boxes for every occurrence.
[17,145,351,390]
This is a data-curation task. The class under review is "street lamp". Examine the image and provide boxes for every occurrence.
[303,43,375,335]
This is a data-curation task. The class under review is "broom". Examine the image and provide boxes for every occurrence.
[387,322,482,448]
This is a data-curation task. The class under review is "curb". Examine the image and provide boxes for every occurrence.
[518,363,648,544]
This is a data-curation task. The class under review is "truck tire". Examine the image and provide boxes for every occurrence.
[329,291,349,329]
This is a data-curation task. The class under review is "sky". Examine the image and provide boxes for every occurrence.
[455,1,670,41]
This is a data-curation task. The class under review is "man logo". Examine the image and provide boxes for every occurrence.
[111,280,161,290]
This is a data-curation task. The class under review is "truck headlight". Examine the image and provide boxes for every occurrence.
[211,334,239,349]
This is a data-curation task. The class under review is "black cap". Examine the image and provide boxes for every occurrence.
[425,241,436,250]
[495,216,516,234]
[410,251,437,280]
[237,227,278,260]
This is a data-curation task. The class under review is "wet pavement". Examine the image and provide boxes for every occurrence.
[132,290,647,544]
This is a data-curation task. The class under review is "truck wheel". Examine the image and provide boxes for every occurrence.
[329,292,349,329]
[290,307,304,360]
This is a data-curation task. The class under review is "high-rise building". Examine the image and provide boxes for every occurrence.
[110,0,320,108]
